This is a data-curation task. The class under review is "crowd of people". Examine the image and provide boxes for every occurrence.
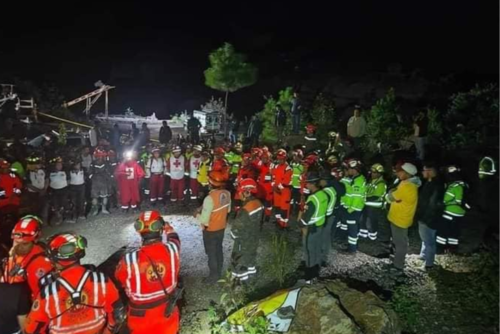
[0,109,497,333]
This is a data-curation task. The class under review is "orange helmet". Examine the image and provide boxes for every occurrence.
[93,148,108,158]
[11,215,43,242]
[134,210,165,236]
[47,233,87,263]
[239,178,258,194]
[209,170,228,187]
[276,149,287,160]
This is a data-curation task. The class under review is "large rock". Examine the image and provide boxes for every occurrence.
[289,284,362,334]
[325,280,401,334]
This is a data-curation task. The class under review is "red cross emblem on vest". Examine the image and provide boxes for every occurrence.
[193,160,200,169]
[173,159,182,168]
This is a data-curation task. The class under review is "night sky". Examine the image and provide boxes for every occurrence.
[0,1,497,119]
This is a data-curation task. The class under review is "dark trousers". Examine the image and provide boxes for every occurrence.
[359,207,381,240]
[436,214,462,250]
[346,211,361,252]
[70,184,86,218]
[203,229,225,279]
[321,215,335,262]
[292,113,301,134]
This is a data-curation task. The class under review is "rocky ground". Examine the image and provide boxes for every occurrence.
[35,200,498,334]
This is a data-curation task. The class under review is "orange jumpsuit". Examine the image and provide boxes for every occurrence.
[0,243,54,299]
[25,265,121,334]
[115,231,181,334]
[257,162,274,217]
[272,162,293,228]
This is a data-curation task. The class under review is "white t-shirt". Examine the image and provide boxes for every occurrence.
[49,171,68,190]
[28,170,47,192]
[69,170,85,186]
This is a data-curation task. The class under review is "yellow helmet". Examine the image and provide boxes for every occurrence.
[371,163,384,173]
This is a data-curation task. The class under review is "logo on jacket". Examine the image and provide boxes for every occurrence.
[146,263,166,282]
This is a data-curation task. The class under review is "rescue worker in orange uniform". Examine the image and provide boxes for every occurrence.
[234,153,258,212]
[25,233,125,334]
[231,178,264,281]
[251,147,263,170]
[257,151,274,221]
[211,147,230,179]
[196,171,231,283]
[271,149,293,228]
[1,215,54,299]
[114,210,181,334]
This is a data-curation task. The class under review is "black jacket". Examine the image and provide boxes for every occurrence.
[416,178,444,229]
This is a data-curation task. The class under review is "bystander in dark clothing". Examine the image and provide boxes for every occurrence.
[159,121,173,144]
[187,116,202,144]
[416,164,444,269]
[247,116,262,147]
[0,283,31,334]
[275,105,287,140]
[413,111,428,161]
[139,123,151,147]
[291,92,302,135]
[111,124,121,150]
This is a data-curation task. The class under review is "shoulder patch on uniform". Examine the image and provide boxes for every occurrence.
[36,268,46,278]
[32,299,40,311]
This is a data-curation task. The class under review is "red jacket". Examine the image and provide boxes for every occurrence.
[25,265,121,334]
[0,171,23,208]
[1,243,54,299]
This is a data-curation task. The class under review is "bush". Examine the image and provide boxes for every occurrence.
[258,87,294,144]
[444,83,499,149]
[362,88,413,154]
[262,233,291,287]
[309,93,337,147]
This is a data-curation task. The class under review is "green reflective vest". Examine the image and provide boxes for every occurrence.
[340,177,352,208]
[478,156,497,179]
[306,190,329,226]
[291,162,304,188]
[444,181,467,217]
[323,186,337,217]
[226,152,243,175]
[365,177,387,208]
[345,174,366,213]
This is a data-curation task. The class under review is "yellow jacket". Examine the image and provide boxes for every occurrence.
[387,178,420,228]
[197,159,211,185]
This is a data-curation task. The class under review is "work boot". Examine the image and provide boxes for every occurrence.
[101,198,110,214]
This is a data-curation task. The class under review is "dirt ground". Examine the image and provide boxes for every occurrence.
[29,199,498,334]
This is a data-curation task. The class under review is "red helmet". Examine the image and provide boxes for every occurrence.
[134,210,165,235]
[304,154,319,166]
[305,124,317,132]
[209,170,228,186]
[93,148,108,158]
[331,167,344,180]
[214,147,225,156]
[276,149,287,160]
[107,150,116,157]
[0,159,10,169]
[11,215,43,242]
[47,233,87,263]
[239,178,258,194]
[345,158,362,170]
[251,148,263,157]
[242,153,252,160]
